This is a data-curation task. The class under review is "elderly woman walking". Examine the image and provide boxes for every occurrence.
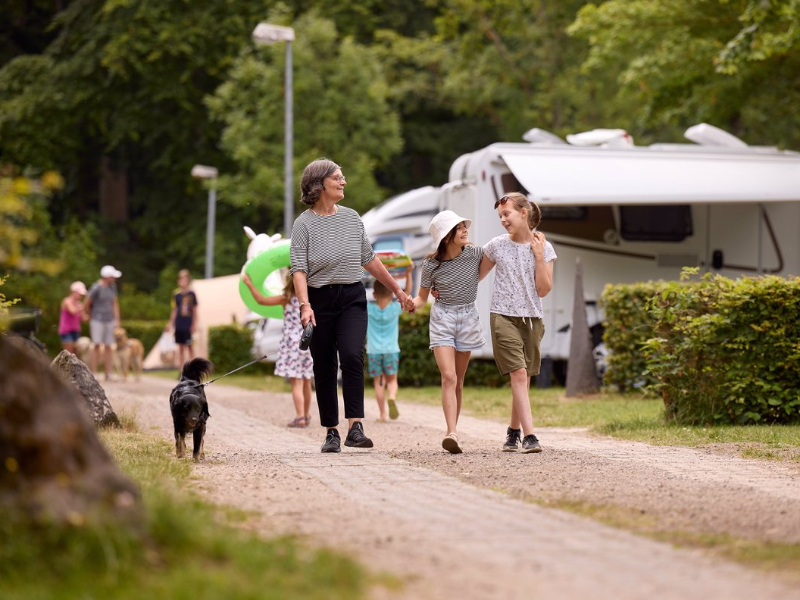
[290,158,415,453]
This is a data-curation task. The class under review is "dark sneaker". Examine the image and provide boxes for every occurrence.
[521,434,542,454]
[502,427,521,452]
[344,422,374,448]
[321,428,341,453]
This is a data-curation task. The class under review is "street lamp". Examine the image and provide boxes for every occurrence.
[252,22,295,237]
[191,164,218,279]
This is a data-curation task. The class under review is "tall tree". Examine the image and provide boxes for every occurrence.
[569,0,800,148]
[207,11,403,217]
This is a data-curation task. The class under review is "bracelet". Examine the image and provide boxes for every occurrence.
[299,302,310,309]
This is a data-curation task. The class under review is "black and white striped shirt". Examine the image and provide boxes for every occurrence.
[290,207,375,287]
[420,244,483,305]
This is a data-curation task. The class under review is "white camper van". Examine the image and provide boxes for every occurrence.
[362,124,800,379]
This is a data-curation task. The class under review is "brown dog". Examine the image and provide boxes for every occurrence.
[113,327,144,382]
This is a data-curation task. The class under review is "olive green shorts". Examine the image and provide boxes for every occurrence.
[490,313,545,376]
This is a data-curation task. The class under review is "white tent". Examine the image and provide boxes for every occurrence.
[143,274,251,370]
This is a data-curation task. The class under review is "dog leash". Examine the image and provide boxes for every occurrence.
[195,352,276,388]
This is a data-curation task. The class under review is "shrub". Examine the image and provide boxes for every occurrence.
[643,271,800,425]
[600,281,666,392]
[208,324,270,376]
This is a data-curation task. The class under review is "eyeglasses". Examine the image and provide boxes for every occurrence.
[328,174,346,183]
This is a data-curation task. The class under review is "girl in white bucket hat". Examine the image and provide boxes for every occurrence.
[411,210,486,454]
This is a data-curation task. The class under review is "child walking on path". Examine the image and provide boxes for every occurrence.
[479,192,556,454]
[165,269,198,367]
[243,272,314,428]
[368,266,413,422]
[413,210,485,454]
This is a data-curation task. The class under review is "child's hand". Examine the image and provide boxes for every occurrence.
[531,232,547,261]
[243,273,253,286]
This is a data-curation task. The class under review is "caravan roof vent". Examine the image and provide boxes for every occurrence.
[684,123,748,148]
[522,128,566,144]
[566,128,633,147]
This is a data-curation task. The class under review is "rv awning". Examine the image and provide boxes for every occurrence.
[501,148,800,206]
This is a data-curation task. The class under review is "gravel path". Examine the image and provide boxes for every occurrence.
[105,376,800,600]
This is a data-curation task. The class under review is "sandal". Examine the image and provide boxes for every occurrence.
[303,415,312,427]
[442,433,463,454]
[287,417,306,428]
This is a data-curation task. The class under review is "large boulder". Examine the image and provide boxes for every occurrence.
[51,350,120,427]
[0,337,140,525]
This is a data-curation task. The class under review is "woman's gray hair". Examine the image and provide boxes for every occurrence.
[300,158,341,206]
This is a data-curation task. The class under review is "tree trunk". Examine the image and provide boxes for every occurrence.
[99,156,128,222]
[0,337,140,525]
[565,258,601,396]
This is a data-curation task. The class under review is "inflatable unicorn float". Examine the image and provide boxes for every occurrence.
[239,226,291,320]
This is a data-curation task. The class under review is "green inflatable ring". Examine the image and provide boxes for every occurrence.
[239,239,291,319]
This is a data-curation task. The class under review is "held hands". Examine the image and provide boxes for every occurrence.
[396,290,416,313]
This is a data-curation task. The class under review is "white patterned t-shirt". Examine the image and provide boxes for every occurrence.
[482,235,556,318]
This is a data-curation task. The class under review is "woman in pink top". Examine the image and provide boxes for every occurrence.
[59,281,87,354]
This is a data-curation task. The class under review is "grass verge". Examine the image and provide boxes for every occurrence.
[0,422,367,600]
[532,497,800,581]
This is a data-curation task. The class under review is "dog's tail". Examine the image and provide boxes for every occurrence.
[180,358,214,383]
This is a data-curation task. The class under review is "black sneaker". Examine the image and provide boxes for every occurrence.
[521,434,542,453]
[321,428,341,453]
[502,427,521,452]
[344,422,374,448]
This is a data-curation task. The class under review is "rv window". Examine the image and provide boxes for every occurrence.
[501,173,528,196]
[539,206,615,243]
[619,205,692,242]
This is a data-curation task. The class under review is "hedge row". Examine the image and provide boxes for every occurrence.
[207,324,272,376]
[602,271,800,424]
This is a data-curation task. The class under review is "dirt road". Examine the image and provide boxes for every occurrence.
[105,376,800,600]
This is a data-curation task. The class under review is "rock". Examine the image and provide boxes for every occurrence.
[51,350,120,428]
[0,336,141,525]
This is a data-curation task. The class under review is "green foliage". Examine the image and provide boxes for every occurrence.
[569,0,800,149]
[643,272,800,425]
[600,280,666,392]
[208,10,403,217]
[0,428,366,599]
[397,304,505,387]
[208,324,270,376]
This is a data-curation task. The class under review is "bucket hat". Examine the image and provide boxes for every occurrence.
[429,210,471,250]
[100,265,122,278]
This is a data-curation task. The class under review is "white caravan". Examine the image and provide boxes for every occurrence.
[362,124,800,377]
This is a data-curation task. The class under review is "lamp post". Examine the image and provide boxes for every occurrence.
[191,164,219,279]
[252,22,295,237]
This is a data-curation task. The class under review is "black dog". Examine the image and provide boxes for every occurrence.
[169,358,213,461]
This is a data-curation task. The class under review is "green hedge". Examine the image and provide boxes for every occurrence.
[208,324,271,376]
[642,272,800,425]
[600,281,665,392]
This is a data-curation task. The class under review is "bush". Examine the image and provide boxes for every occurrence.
[600,281,666,392]
[396,304,506,387]
[643,271,800,425]
[208,324,270,376]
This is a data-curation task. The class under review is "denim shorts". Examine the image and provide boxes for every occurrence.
[60,331,80,343]
[429,302,485,352]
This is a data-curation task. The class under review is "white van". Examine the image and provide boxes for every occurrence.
[363,124,800,378]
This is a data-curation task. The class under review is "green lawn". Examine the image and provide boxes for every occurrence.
[149,370,800,462]
[0,417,369,600]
